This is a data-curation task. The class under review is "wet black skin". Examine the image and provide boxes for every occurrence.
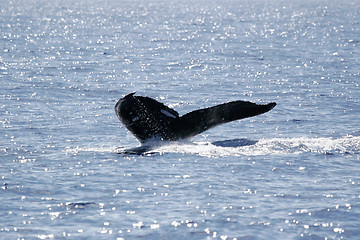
[115,92,276,143]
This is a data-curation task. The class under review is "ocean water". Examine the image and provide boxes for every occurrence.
[1,0,360,239]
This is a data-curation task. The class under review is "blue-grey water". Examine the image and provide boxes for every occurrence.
[1,0,360,239]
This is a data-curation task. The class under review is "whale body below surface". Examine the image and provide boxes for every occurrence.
[115,93,276,145]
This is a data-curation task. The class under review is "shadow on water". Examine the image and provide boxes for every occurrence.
[55,202,99,210]
[211,138,258,148]
[115,145,157,155]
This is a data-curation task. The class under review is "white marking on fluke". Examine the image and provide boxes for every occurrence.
[160,109,177,118]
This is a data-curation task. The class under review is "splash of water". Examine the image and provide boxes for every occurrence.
[157,135,360,157]
[64,135,360,158]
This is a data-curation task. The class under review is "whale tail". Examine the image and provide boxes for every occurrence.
[115,93,276,143]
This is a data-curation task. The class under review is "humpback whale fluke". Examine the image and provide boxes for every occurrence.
[115,93,276,143]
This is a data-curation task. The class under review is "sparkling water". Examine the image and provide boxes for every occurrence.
[1,0,360,239]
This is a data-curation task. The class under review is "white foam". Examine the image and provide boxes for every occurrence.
[156,135,360,157]
[64,135,360,158]
[64,146,117,154]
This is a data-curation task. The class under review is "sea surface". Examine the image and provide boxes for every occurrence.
[1,0,360,239]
